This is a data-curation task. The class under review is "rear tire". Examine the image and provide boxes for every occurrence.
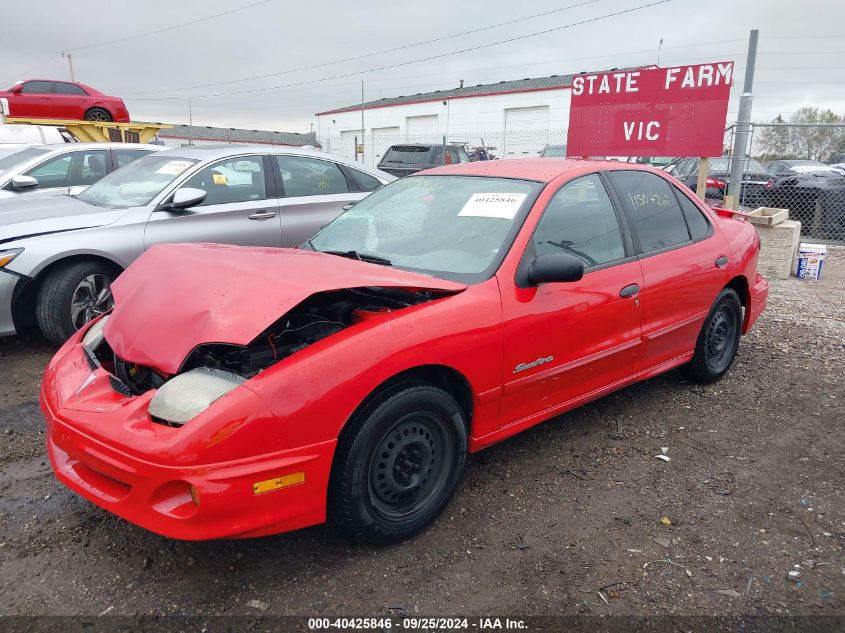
[36,261,117,344]
[84,107,112,122]
[328,382,467,545]
[682,288,742,384]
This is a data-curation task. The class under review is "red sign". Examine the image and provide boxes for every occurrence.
[566,62,734,157]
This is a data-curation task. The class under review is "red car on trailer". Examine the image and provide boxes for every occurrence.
[40,159,767,544]
[0,79,130,122]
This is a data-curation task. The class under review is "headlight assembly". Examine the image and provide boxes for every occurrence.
[147,367,245,426]
[82,315,109,349]
[0,248,23,268]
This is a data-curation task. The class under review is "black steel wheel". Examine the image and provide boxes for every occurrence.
[329,382,466,545]
[682,288,742,383]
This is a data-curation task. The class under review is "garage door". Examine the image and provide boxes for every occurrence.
[340,129,363,162]
[372,126,400,167]
[503,106,550,158]
[406,115,439,137]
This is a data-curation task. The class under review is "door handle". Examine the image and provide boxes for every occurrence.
[619,283,640,298]
[715,255,729,268]
[248,211,277,220]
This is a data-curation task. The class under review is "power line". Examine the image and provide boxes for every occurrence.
[67,0,277,52]
[125,0,605,96]
[157,0,673,101]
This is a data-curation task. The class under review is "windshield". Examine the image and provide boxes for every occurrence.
[541,146,568,157]
[0,147,49,177]
[309,175,542,283]
[77,154,197,208]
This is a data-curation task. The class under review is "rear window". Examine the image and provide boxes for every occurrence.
[382,146,430,165]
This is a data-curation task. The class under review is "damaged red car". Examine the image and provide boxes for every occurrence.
[41,160,768,544]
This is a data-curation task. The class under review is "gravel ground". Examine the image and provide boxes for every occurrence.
[0,249,843,626]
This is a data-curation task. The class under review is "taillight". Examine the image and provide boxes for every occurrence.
[706,177,727,189]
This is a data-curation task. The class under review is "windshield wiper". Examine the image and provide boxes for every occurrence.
[322,250,392,266]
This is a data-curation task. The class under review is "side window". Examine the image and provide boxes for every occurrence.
[348,168,382,192]
[609,170,691,254]
[532,173,626,267]
[53,82,87,95]
[25,151,108,187]
[276,155,348,197]
[457,148,471,163]
[181,156,266,205]
[673,186,712,241]
[21,81,53,94]
[114,148,153,168]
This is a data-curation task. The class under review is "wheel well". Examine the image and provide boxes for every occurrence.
[724,275,750,331]
[12,255,123,330]
[340,365,475,442]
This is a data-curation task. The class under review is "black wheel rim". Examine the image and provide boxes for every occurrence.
[87,110,109,121]
[705,305,737,373]
[368,413,453,521]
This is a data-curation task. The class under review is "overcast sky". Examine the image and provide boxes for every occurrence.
[2,0,844,132]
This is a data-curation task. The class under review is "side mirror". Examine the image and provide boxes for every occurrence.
[342,201,357,211]
[10,175,38,191]
[11,84,22,95]
[165,187,206,210]
[526,253,584,286]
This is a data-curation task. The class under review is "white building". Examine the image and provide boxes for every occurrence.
[316,71,640,169]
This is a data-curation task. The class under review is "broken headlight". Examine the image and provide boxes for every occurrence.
[82,315,109,350]
[147,367,245,426]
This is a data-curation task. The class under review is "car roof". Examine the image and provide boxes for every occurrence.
[419,158,647,183]
[34,142,166,151]
[156,145,386,173]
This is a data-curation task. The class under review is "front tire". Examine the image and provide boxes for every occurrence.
[682,288,742,384]
[36,261,117,344]
[329,383,467,545]
[84,107,112,122]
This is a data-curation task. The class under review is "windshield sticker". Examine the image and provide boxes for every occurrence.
[155,160,194,176]
[458,192,527,220]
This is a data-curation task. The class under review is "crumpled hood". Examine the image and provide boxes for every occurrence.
[0,195,122,244]
[104,243,466,375]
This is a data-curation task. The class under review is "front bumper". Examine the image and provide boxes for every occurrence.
[40,341,335,540]
[744,271,768,334]
[0,270,20,336]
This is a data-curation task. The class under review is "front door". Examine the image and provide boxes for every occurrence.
[499,173,643,427]
[143,154,282,249]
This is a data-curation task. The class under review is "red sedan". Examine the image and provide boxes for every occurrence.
[0,79,130,122]
[40,159,768,544]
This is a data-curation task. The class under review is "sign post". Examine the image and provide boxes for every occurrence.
[567,63,734,193]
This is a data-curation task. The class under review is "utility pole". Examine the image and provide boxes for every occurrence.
[727,29,759,207]
[657,38,663,66]
[187,97,194,146]
[62,52,75,81]
[360,80,365,165]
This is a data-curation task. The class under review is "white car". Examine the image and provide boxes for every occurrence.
[0,142,165,201]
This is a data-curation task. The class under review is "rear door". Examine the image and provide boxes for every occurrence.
[144,154,282,249]
[499,173,643,426]
[273,154,368,247]
[51,81,89,119]
[606,170,730,373]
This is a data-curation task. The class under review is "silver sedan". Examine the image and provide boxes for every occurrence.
[0,145,394,343]
[0,142,164,200]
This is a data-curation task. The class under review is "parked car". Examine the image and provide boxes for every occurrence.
[0,142,164,201]
[377,143,471,177]
[539,144,567,157]
[0,123,68,147]
[764,159,845,177]
[764,170,845,239]
[40,160,767,544]
[668,156,773,205]
[0,79,130,122]
[827,152,845,165]
[0,146,393,343]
